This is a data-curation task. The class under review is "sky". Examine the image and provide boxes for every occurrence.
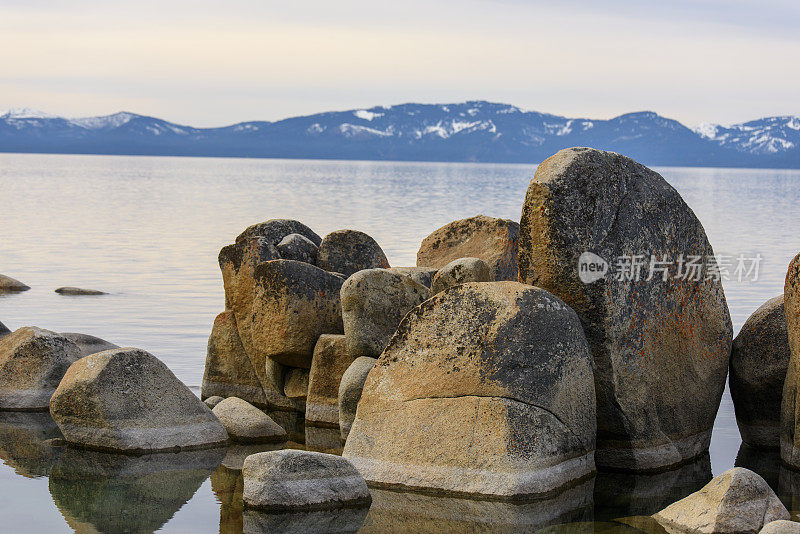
[1,0,798,127]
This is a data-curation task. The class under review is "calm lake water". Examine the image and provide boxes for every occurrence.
[1,153,800,532]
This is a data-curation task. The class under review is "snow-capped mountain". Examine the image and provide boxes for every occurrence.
[1,101,798,167]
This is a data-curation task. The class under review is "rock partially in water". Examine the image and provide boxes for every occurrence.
[54,287,106,295]
[338,356,376,441]
[212,397,287,444]
[518,147,732,471]
[0,326,82,411]
[653,467,789,534]
[60,332,119,357]
[387,267,438,289]
[277,233,319,264]
[243,507,370,534]
[341,269,428,358]
[50,347,229,452]
[316,229,390,277]
[343,282,596,498]
[782,253,800,468]
[761,521,800,534]
[417,214,520,281]
[730,295,789,449]
[0,274,30,292]
[245,260,344,368]
[306,334,356,426]
[204,395,224,409]
[0,411,64,478]
[429,257,492,296]
[49,446,224,534]
[242,449,371,510]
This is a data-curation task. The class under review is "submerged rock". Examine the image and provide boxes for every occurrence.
[0,327,82,411]
[277,233,319,264]
[343,282,596,498]
[341,269,428,358]
[60,332,119,357]
[731,295,789,449]
[416,214,520,281]
[653,467,788,534]
[782,253,800,468]
[316,229,390,277]
[429,257,492,295]
[0,274,30,292]
[54,287,106,295]
[518,147,732,471]
[306,334,356,426]
[212,397,287,444]
[50,347,229,452]
[338,356,376,441]
[242,449,371,510]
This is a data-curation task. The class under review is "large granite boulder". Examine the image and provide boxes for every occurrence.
[316,229,389,277]
[518,147,732,471]
[429,257,493,295]
[653,467,789,533]
[338,357,376,441]
[245,260,345,368]
[242,449,371,510]
[0,274,30,292]
[212,397,287,444]
[0,327,82,411]
[417,215,520,281]
[783,252,800,467]
[306,334,357,427]
[50,347,229,452]
[341,269,429,358]
[342,281,596,498]
[277,233,319,264]
[762,522,800,534]
[731,295,790,449]
[60,333,119,357]
[387,267,438,288]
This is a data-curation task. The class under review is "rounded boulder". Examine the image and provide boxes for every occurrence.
[429,257,492,295]
[316,229,389,277]
[212,397,287,444]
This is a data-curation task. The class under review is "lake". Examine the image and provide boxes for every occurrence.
[1,153,800,532]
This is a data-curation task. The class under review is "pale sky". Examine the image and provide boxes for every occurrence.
[1,0,798,127]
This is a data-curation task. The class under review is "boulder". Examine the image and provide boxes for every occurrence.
[306,334,357,426]
[284,368,310,400]
[731,295,789,448]
[518,147,732,471]
[212,397,287,444]
[653,467,789,533]
[316,229,390,277]
[54,287,106,295]
[219,236,279,329]
[338,357,376,441]
[277,233,319,264]
[387,267,438,288]
[235,219,321,247]
[242,449,371,510]
[50,347,229,452]
[762,522,800,534]
[429,257,492,295]
[341,269,429,358]
[246,260,344,368]
[342,282,596,498]
[0,274,30,292]
[0,321,10,339]
[783,253,800,467]
[417,215,520,281]
[0,327,82,411]
[60,333,119,357]
[204,395,224,409]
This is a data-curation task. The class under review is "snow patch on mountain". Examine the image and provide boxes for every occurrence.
[353,110,384,121]
[2,108,58,119]
[70,112,136,130]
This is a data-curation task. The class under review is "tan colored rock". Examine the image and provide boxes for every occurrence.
[343,282,596,498]
[653,467,789,533]
[417,215,520,281]
[284,368,309,400]
[429,257,492,296]
[761,521,800,534]
[339,357,376,441]
[341,269,429,358]
[783,253,800,467]
[316,229,390,277]
[50,347,229,452]
[212,397,287,444]
[306,334,357,427]
[518,147,732,471]
[0,327,82,411]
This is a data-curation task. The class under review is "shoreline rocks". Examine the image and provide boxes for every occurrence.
[0,274,30,292]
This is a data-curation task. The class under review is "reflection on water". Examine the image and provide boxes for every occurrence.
[243,507,370,534]
[0,412,63,478]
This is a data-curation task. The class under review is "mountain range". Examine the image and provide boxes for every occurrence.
[2,101,799,168]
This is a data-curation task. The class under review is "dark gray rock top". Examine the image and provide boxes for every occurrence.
[316,229,390,277]
[55,287,106,295]
[0,274,30,292]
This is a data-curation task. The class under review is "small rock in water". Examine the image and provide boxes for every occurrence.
[212,397,287,444]
[653,467,789,533]
[204,395,224,409]
[316,229,390,277]
[338,356,376,441]
[429,257,492,295]
[761,521,800,534]
[242,449,371,510]
[55,287,106,295]
[60,332,119,357]
[277,233,319,264]
[0,274,30,292]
